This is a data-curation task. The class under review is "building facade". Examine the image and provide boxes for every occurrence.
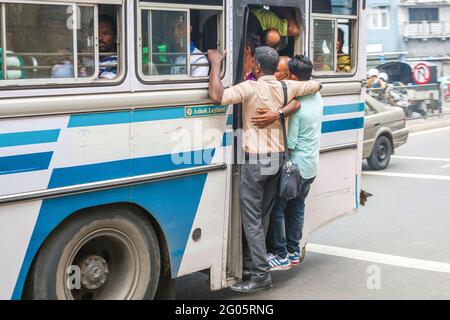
[366,0,407,68]
[398,0,450,76]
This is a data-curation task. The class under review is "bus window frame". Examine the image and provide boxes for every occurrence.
[310,11,359,78]
[136,1,226,84]
[0,0,127,90]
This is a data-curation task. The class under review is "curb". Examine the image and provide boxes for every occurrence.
[406,117,450,134]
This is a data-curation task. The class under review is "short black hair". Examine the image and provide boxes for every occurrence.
[245,33,261,57]
[338,28,344,43]
[260,28,281,49]
[288,54,313,81]
[254,46,279,75]
[99,15,117,36]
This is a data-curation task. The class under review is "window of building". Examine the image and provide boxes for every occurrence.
[311,1,358,76]
[0,1,123,86]
[138,3,223,82]
[409,8,439,23]
[368,6,390,29]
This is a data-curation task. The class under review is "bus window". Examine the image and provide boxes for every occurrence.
[0,2,122,85]
[2,3,76,80]
[139,5,223,81]
[336,19,353,73]
[312,0,357,16]
[312,19,336,72]
[311,0,358,75]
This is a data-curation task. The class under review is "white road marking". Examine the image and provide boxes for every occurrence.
[362,171,450,181]
[392,155,450,162]
[409,126,450,137]
[441,164,450,169]
[308,243,450,274]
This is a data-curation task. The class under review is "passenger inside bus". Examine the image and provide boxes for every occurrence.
[51,13,118,80]
[98,15,118,80]
[249,6,300,38]
[244,6,301,81]
[243,33,261,81]
[274,56,291,81]
[171,15,209,77]
[141,9,215,78]
[260,28,282,52]
[336,27,351,73]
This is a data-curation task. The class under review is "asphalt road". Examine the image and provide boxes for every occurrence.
[175,126,450,300]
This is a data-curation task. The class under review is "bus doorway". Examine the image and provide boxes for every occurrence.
[227,0,306,284]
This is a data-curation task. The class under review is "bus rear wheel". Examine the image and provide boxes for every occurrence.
[26,207,160,300]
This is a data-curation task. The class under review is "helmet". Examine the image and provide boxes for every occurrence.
[378,72,389,82]
[367,68,379,78]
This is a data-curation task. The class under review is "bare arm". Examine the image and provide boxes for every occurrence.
[282,98,301,117]
[207,50,227,104]
[274,7,300,37]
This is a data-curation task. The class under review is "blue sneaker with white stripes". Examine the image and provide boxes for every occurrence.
[266,252,276,261]
[288,252,301,265]
[268,255,291,271]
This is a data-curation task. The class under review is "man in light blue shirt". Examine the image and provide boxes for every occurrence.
[267,55,323,271]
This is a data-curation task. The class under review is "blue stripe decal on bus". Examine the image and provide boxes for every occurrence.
[66,103,363,128]
[222,132,233,147]
[68,108,185,128]
[0,129,60,148]
[322,117,364,134]
[0,152,53,175]
[323,103,364,116]
[49,149,215,188]
[226,114,233,125]
[68,111,130,128]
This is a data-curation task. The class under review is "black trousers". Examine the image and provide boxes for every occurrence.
[240,153,283,277]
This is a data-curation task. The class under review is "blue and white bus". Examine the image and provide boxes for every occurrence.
[0,0,366,299]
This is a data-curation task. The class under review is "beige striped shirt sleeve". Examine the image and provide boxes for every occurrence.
[289,80,322,98]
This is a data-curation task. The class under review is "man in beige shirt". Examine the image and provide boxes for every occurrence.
[208,46,321,293]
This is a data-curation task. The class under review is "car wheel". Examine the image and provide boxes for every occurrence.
[367,136,392,171]
[26,207,160,300]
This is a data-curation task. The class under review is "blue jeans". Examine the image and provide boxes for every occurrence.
[267,175,316,259]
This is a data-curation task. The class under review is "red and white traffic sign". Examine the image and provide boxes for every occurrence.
[413,63,431,85]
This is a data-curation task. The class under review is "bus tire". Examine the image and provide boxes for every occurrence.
[26,207,160,300]
[154,273,176,300]
[367,136,392,171]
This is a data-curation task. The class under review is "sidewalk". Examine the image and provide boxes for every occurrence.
[405,101,450,133]
[406,112,450,133]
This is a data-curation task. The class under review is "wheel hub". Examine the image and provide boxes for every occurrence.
[80,255,109,290]
[377,145,387,160]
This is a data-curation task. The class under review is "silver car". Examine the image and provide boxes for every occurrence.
[363,95,409,170]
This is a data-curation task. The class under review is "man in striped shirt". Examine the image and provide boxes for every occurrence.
[98,15,118,80]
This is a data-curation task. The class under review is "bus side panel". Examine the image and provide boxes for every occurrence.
[0,106,232,299]
[130,107,233,290]
[0,201,43,300]
[0,115,78,300]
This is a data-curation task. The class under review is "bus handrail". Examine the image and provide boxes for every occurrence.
[0,163,228,206]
